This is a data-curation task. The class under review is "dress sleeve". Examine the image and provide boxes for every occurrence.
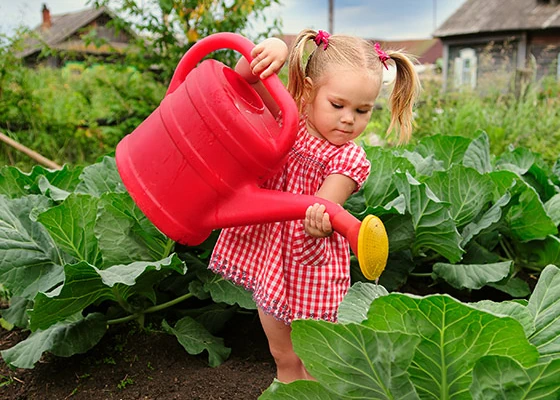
[326,144,371,191]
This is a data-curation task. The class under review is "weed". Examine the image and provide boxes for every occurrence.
[0,374,14,388]
[117,375,134,390]
[103,357,116,365]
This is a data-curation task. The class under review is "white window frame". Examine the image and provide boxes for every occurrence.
[453,48,478,89]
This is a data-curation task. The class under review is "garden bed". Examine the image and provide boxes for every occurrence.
[0,312,275,400]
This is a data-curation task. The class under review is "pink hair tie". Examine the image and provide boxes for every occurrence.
[374,42,390,70]
[314,30,330,50]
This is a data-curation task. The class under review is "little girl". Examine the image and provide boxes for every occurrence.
[209,29,420,383]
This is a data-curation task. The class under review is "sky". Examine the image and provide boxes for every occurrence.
[0,0,467,40]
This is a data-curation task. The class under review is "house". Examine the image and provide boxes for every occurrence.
[18,4,136,67]
[376,38,443,66]
[433,0,560,91]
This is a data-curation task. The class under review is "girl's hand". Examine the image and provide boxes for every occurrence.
[250,38,288,80]
[305,203,333,238]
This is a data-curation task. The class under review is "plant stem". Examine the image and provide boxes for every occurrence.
[521,265,543,273]
[410,272,433,278]
[107,314,138,325]
[143,292,194,314]
[112,286,132,314]
[163,238,175,258]
[499,238,515,261]
[106,291,194,326]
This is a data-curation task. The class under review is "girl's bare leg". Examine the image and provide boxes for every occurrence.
[258,308,314,382]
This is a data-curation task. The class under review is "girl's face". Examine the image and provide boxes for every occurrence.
[304,67,380,146]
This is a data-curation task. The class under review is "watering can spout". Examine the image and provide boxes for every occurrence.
[214,185,389,280]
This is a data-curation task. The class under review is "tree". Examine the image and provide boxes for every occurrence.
[90,0,282,83]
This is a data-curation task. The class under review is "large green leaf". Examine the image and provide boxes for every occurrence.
[28,255,186,330]
[490,171,557,242]
[497,149,557,202]
[525,161,559,203]
[490,170,518,201]
[96,192,169,266]
[527,264,560,361]
[198,268,256,310]
[363,146,415,207]
[495,147,536,176]
[37,175,71,201]
[427,165,495,227]
[400,150,445,177]
[507,185,558,242]
[394,172,464,262]
[0,195,64,299]
[365,294,540,400]
[180,303,237,335]
[470,356,560,399]
[37,193,102,266]
[0,166,36,198]
[383,213,415,252]
[32,164,84,193]
[462,131,492,174]
[460,193,511,247]
[415,135,471,170]
[516,235,560,270]
[470,300,535,336]
[487,277,531,298]
[1,296,33,328]
[260,379,341,399]
[544,193,560,226]
[292,320,420,399]
[0,313,107,369]
[432,261,512,290]
[0,164,83,198]
[162,316,231,367]
[338,282,388,324]
[377,250,415,291]
[75,156,127,197]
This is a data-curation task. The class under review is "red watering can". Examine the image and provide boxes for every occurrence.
[115,32,388,280]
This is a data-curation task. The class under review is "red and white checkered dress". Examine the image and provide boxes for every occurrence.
[209,117,371,324]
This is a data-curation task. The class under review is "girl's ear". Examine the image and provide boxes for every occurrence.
[303,77,314,104]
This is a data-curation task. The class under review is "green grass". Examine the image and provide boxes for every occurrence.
[363,75,560,164]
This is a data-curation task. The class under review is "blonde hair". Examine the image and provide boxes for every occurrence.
[287,29,421,143]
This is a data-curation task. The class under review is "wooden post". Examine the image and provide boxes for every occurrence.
[0,131,61,169]
[329,0,334,33]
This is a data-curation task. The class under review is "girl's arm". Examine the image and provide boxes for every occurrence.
[305,174,357,238]
[235,37,288,117]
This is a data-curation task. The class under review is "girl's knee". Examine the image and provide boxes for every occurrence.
[268,344,301,368]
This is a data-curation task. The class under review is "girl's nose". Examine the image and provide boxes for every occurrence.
[340,110,354,124]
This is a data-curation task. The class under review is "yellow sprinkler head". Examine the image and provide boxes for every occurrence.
[357,215,389,280]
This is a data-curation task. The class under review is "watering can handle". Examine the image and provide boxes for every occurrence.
[166,32,298,157]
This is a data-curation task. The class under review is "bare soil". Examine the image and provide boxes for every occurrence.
[0,312,276,400]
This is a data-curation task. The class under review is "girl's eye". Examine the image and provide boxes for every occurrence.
[330,102,343,109]
[357,109,370,114]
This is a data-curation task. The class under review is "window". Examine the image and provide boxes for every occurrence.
[453,48,478,89]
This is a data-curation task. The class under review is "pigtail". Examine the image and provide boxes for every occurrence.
[385,51,421,144]
[287,29,317,113]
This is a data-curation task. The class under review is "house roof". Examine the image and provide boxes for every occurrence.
[280,35,442,64]
[19,5,133,58]
[433,0,560,38]
[378,39,442,64]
